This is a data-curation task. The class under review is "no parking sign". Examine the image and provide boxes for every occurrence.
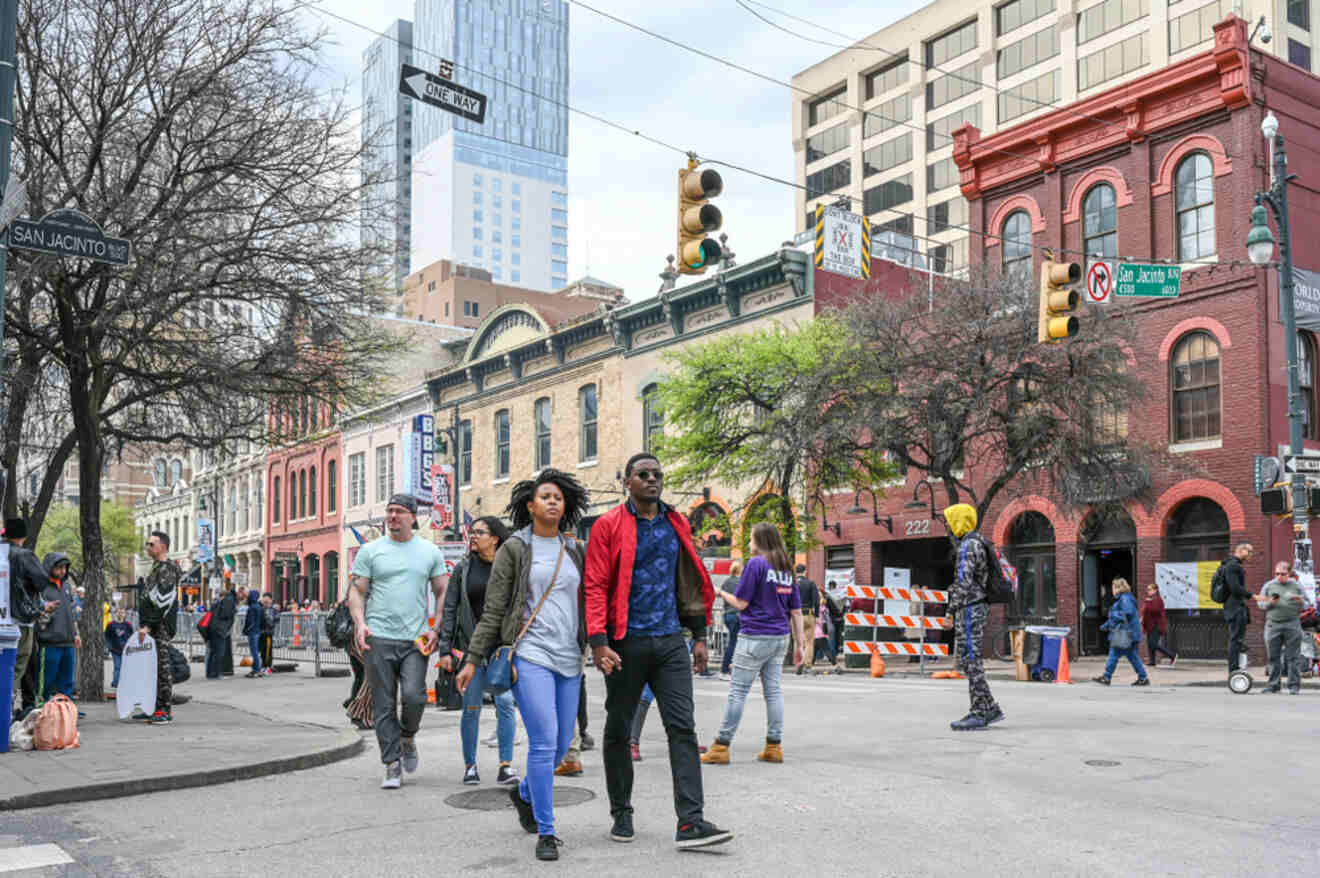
[1085,260,1113,304]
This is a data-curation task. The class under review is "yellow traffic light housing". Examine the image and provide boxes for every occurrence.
[1038,259,1081,343]
[677,158,723,275]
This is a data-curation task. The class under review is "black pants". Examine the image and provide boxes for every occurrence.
[259,632,273,669]
[349,651,366,701]
[365,636,428,765]
[1226,609,1248,671]
[1146,629,1175,664]
[602,633,704,824]
[578,674,589,734]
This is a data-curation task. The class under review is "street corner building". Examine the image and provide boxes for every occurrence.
[806,14,1320,668]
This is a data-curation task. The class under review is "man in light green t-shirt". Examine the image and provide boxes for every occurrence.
[1256,561,1307,695]
[348,494,447,789]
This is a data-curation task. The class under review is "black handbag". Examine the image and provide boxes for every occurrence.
[167,643,191,683]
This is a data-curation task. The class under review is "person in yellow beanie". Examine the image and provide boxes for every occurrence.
[940,504,1003,731]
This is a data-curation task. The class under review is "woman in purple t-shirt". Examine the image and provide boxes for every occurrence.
[700,523,803,766]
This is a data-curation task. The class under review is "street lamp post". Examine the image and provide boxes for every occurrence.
[1247,111,1311,556]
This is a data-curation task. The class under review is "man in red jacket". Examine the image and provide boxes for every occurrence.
[585,452,733,851]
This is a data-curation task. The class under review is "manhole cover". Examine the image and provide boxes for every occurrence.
[1085,759,1121,767]
[445,786,595,811]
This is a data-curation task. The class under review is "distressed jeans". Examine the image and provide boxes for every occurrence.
[365,636,428,766]
[715,634,790,744]
[461,663,516,766]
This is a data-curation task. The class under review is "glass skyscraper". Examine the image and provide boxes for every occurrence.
[361,20,415,293]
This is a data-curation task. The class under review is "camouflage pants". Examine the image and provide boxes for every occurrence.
[148,625,173,713]
[954,603,999,718]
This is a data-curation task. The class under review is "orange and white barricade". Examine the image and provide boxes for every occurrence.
[843,640,950,657]
[844,584,952,667]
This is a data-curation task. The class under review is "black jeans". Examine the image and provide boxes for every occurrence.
[603,633,704,824]
[578,674,589,734]
[1146,629,1175,664]
[206,631,231,678]
[1226,608,1248,671]
[365,636,428,765]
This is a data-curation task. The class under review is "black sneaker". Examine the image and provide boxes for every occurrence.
[983,707,1006,725]
[497,764,518,785]
[1131,678,1150,687]
[580,731,595,751]
[1092,675,1111,686]
[675,820,733,850]
[535,835,562,861]
[509,784,537,834]
[610,812,635,843]
[463,764,480,785]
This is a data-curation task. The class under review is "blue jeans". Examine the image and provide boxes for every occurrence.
[42,645,76,699]
[721,613,740,674]
[512,657,580,836]
[715,634,790,744]
[1104,644,1147,680]
[461,663,516,766]
[247,632,263,674]
[111,652,124,688]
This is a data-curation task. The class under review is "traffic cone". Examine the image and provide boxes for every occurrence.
[1055,638,1072,684]
[870,653,886,678]
[292,611,301,648]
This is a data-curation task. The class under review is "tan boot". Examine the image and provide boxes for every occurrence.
[757,739,783,763]
[700,742,730,764]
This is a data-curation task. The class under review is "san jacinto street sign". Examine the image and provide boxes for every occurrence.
[10,208,131,265]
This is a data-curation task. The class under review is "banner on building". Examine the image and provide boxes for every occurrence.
[196,518,214,564]
[1154,561,1220,610]
[1292,267,1320,331]
[431,464,455,529]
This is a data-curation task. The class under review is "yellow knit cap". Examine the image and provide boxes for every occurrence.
[943,503,977,538]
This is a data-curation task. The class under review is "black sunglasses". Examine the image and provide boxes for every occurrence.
[633,468,663,481]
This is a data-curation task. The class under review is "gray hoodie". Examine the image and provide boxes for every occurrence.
[37,552,77,647]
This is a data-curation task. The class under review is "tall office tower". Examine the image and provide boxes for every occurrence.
[362,19,416,295]
[410,0,570,291]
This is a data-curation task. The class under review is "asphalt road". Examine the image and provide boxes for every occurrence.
[4,672,1318,877]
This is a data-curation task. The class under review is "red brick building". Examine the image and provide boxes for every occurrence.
[810,16,1320,663]
[266,399,342,606]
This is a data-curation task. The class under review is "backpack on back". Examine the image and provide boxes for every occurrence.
[33,694,80,750]
[1210,562,1230,604]
[972,534,1018,605]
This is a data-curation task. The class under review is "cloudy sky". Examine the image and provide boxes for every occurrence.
[306,0,928,300]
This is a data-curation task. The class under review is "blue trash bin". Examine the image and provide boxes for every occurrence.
[1026,625,1071,682]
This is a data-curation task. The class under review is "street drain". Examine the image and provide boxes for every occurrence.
[1085,759,1121,767]
[445,786,595,812]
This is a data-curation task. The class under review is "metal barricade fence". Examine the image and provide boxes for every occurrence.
[157,608,352,676]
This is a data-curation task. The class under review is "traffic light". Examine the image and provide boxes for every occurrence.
[677,158,723,275]
[1261,484,1290,515]
[1037,259,1081,343]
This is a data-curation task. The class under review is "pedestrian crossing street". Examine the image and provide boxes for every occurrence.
[0,844,74,873]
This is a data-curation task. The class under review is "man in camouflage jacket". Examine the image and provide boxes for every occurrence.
[137,530,180,722]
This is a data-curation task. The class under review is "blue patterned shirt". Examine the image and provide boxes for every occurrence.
[626,499,682,637]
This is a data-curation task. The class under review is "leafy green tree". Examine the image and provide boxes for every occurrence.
[654,317,895,552]
[34,502,140,587]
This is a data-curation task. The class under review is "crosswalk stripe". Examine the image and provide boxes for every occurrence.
[0,844,75,872]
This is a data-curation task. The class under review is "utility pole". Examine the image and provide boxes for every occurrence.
[0,0,19,506]
[1247,112,1310,563]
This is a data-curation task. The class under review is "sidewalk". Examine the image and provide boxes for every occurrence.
[839,655,1319,688]
[0,668,364,811]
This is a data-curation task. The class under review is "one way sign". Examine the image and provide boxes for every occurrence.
[399,63,487,124]
[1285,454,1320,474]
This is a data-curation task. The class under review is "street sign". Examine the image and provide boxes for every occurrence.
[1286,455,1320,474]
[1255,454,1282,495]
[1114,262,1181,298]
[10,208,131,265]
[1085,260,1113,304]
[0,176,26,230]
[399,63,487,124]
[814,204,871,279]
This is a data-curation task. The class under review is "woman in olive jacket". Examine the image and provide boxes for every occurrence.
[437,514,518,786]
[457,468,590,862]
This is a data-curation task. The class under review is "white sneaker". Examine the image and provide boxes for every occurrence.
[718,673,730,681]
[382,761,402,789]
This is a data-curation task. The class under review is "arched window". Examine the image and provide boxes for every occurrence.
[579,385,598,462]
[1175,153,1214,261]
[1001,209,1032,280]
[170,459,184,487]
[1006,511,1056,618]
[495,410,510,478]
[642,383,664,453]
[309,465,317,517]
[689,502,731,552]
[289,472,297,521]
[1171,331,1221,441]
[327,461,337,513]
[1166,497,1229,562]
[534,397,552,470]
[154,459,167,488]
[273,476,281,523]
[298,468,307,519]
[1082,184,1117,268]
[1300,332,1316,440]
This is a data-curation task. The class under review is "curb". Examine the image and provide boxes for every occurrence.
[0,727,365,812]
